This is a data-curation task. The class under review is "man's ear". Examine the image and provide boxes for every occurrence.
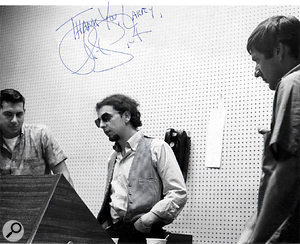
[276,42,287,62]
[122,111,131,123]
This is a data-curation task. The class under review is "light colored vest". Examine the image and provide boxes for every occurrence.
[97,136,162,224]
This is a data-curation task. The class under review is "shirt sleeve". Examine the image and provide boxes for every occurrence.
[41,126,68,169]
[270,76,300,158]
[149,139,188,223]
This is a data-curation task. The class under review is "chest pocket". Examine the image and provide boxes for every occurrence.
[19,158,46,175]
[137,177,160,208]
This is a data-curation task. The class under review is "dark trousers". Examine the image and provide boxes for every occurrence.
[106,220,166,243]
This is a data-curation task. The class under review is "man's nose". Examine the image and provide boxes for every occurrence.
[254,67,262,78]
[11,114,18,123]
[99,120,106,128]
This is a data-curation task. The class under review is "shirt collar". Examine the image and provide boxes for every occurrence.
[282,63,300,79]
[113,131,143,153]
[126,130,143,151]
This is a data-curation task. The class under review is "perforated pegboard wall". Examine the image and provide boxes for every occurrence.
[1,5,299,243]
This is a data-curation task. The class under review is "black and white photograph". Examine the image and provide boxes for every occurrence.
[0,1,300,243]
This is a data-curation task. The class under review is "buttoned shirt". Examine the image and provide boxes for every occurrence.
[109,131,187,223]
[0,124,67,175]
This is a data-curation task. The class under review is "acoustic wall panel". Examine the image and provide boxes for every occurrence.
[1,5,299,243]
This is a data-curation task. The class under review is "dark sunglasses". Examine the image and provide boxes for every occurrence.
[95,112,124,128]
[95,113,113,128]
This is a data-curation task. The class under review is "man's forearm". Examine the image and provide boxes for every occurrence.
[52,161,74,187]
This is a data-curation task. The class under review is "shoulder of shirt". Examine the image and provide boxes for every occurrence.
[148,137,170,151]
[140,132,168,146]
[22,124,49,135]
[23,123,48,129]
[280,67,300,88]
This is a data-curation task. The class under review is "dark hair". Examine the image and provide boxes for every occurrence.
[96,94,142,129]
[247,15,300,59]
[0,89,25,109]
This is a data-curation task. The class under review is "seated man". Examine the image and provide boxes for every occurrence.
[0,89,73,186]
[95,94,187,243]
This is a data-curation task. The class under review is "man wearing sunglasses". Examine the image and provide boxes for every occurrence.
[95,94,187,243]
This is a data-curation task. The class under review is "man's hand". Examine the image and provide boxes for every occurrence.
[134,212,159,233]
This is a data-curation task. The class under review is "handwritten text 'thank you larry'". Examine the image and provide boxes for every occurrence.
[56,3,162,75]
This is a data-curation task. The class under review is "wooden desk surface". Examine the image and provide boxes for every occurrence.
[0,175,113,243]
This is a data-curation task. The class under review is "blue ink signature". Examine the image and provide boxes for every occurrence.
[56,3,160,75]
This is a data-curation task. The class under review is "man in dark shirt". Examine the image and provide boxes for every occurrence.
[238,15,300,243]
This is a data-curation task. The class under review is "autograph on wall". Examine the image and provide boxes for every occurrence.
[56,3,161,75]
